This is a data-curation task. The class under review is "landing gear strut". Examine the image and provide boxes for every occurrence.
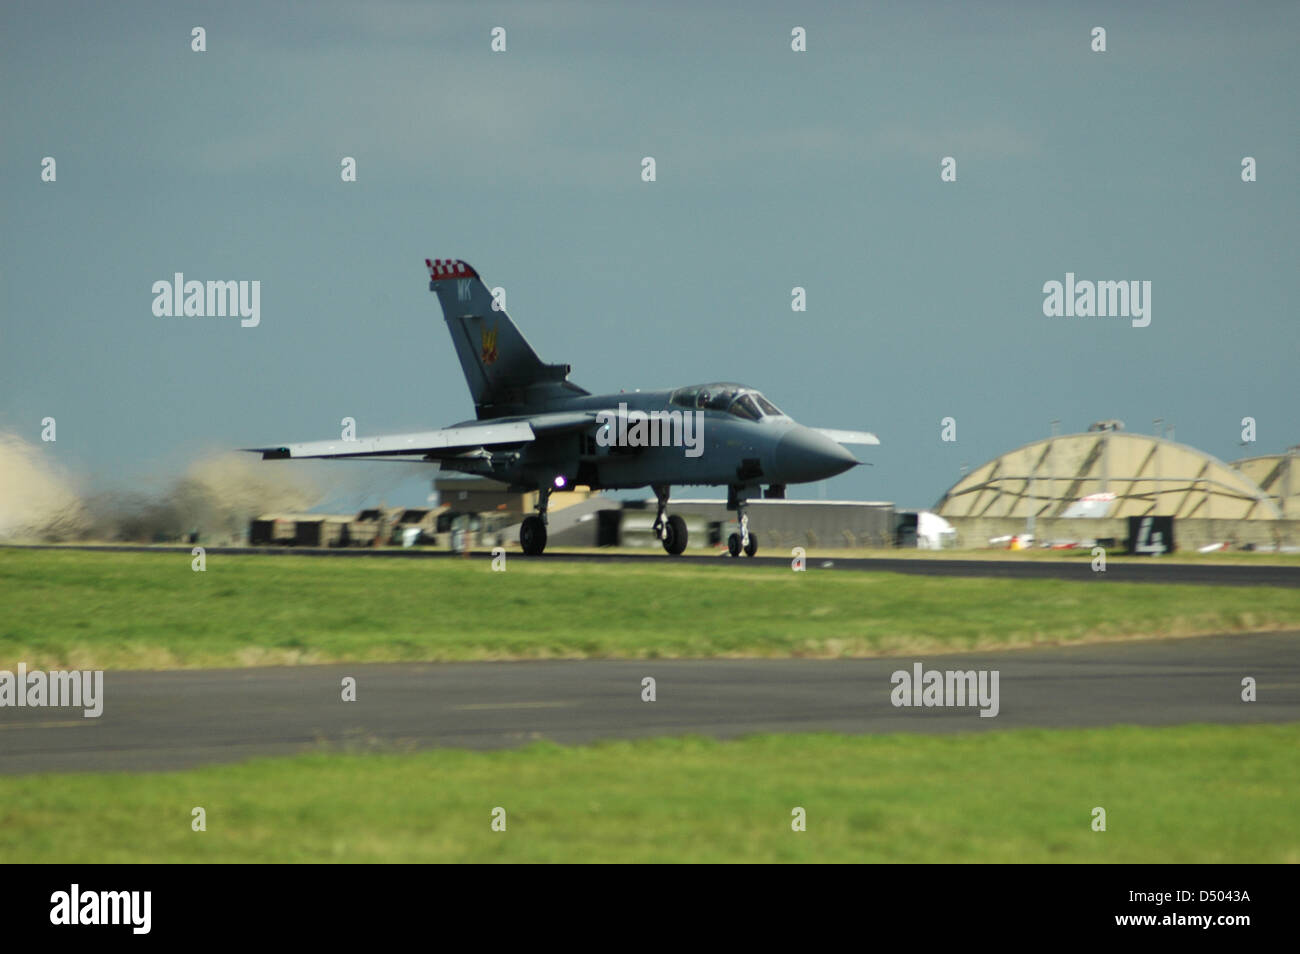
[520,486,550,556]
[653,484,687,556]
[726,487,758,558]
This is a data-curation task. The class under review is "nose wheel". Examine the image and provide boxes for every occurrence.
[727,498,758,557]
[727,531,758,557]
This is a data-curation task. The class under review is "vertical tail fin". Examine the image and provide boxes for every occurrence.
[425,259,586,417]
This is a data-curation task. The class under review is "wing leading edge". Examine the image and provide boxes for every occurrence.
[247,420,536,461]
[247,410,602,462]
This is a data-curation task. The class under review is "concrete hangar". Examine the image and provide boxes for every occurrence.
[932,421,1299,552]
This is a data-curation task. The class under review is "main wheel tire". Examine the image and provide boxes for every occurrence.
[520,516,547,556]
[727,532,742,557]
[744,532,758,558]
[663,514,688,555]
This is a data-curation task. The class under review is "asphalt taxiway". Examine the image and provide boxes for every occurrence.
[1,631,1295,774]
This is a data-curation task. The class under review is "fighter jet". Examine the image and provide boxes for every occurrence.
[249,259,878,557]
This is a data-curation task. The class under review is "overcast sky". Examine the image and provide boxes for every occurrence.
[2,0,1295,511]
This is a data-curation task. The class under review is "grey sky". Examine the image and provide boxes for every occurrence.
[2,0,1295,511]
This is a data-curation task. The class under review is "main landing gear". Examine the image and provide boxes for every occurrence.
[520,486,550,556]
[653,484,688,556]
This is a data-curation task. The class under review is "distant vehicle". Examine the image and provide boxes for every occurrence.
[1061,492,1117,519]
[914,511,957,549]
[249,259,878,557]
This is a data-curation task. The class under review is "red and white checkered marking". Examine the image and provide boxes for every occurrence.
[424,258,477,279]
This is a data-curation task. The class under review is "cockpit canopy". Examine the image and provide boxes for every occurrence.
[669,383,786,422]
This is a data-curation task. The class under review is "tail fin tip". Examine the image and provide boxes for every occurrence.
[425,258,479,284]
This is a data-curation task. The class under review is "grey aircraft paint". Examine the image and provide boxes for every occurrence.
[251,259,876,556]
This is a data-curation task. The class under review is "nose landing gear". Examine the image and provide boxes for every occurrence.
[726,488,758,557]
[727,531,758,557]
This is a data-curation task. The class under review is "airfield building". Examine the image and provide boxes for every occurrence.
[1231,448,1299,520]
[933,424,1297,550]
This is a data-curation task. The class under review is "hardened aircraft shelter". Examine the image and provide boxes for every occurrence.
[933,423,1294,550]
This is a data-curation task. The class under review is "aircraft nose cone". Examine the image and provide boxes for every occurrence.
[775,428,859,483]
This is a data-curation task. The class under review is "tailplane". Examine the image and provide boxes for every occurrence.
[425,259,586,417]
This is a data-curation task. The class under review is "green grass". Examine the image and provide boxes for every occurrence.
[2,724,1296,862]
[1,550,1298,670]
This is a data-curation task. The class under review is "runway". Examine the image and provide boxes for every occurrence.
[1,631,1296,774]
[5,543,1299,587]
